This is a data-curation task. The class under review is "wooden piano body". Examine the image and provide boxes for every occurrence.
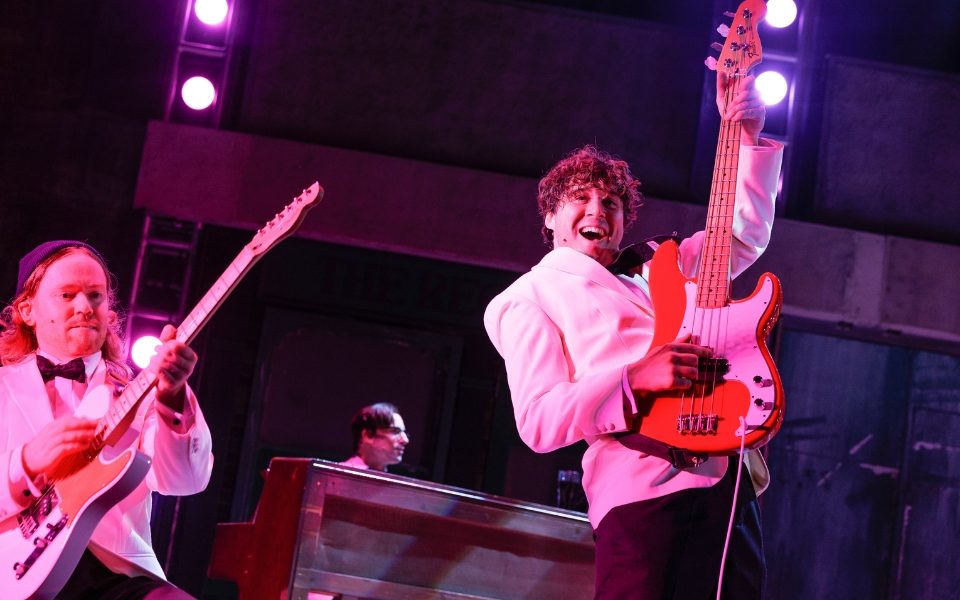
[208,458,595,600]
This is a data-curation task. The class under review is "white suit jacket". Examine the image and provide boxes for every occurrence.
[484,141,783,527]
[0,355,214,579]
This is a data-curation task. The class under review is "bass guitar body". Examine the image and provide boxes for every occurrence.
[0,442,151,600]
[634,240,784,454]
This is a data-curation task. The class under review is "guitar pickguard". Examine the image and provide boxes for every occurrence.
[637,240,784,454]
[0,445,151,599]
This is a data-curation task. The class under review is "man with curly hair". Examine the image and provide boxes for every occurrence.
[484,74,783,599]
[0,240,212,599]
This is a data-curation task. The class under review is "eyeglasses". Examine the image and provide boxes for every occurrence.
[377,426,409,438]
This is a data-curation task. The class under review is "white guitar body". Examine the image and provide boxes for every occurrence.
[0,393,151,599]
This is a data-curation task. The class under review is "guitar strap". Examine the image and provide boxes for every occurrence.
[614,431,708,469]
[607,233,680,276]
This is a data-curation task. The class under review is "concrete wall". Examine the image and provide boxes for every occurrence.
[136,120,960,346]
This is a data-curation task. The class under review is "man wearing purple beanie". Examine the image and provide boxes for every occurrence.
[0,241,212,599]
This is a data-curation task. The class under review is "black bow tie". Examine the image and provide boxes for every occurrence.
[36,355,87,384]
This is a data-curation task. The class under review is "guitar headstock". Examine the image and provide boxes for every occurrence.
[714,0,766,77]
[247,182,324,255]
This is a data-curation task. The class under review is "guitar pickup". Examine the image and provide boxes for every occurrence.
[16,488,59,539]
[698,357,730,376]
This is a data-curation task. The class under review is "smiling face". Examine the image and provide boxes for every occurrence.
[544,184,624,266]
[18,250,110,361]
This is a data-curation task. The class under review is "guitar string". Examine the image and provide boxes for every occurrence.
[712,73,742,431]
[689,96,719,427]
[684,66,742,435]
[51,252,244,489]
[713,69,742,433]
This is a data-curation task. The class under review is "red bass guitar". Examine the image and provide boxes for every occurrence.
[633,0,785,455]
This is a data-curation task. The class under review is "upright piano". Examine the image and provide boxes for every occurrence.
[208,458,594,600]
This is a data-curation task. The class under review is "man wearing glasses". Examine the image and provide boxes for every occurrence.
[340,402,410,471]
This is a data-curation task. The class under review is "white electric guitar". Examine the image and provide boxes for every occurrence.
[0,182,323,599]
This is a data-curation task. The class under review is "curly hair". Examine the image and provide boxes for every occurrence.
[350,402,399,453]
[537,145,644,244]
[0,246,128,378]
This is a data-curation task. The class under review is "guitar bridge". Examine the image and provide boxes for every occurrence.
[13,515,68,580]
[677,414,719,434]
[17,486,59,539]
[697,357,730,377]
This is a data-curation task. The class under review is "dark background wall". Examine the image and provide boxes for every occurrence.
[2,1,959,598]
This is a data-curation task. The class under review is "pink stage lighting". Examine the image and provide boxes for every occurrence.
[131,335,163,369]
[194,0,229,26]
[765,0,798,29]
[181,76,216,110]
[756,71,788,106]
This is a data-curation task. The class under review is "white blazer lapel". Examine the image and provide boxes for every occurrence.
[4,357,55,436]
[537,248,656,317]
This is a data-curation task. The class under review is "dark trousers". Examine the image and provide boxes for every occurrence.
[55,550,195,600]
[593,458,765,600]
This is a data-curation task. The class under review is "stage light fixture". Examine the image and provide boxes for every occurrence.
[756,70,788,106]
[131,335,163,369]
[126,217,200,371]
[765,0,798,29]
[194,0,229,26]
[166,0,234,125]
[126,314,167,370]
[181,75,217,110]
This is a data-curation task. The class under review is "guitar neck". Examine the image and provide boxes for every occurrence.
[92,182,322,447]
[177,247,258,346]
[96,247,261,442]
[697,0,766,309]
[696,81,745,309]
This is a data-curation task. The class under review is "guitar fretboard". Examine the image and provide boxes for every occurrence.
[697,78,744,309]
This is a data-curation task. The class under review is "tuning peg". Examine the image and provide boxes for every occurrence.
[723,11,735,17]
[716,23,730,37]
[704,56,718,71]
[710,42,723,52]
